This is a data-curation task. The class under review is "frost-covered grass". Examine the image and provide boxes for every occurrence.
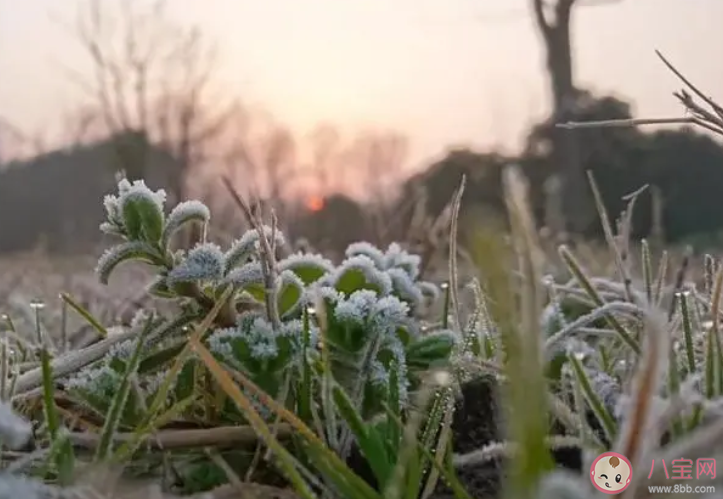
[5,141,723,498]
[1,187,721,499]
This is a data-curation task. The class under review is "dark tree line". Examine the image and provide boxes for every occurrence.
[400,90,723,247]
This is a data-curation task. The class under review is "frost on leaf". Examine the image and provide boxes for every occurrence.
[224,261,264,288]
[207,313,315,396]
[162,200,210,248]
[369,294,410,335]
[65,363,122,400]
[224,226,286,273]
[345,241,386,269]
[374,337,410,404]
[276,269,306,317]
[96,241,159,285]
[331,290,409,353]
[101,194,124,235]
[117,179,167,243]
[387,267,424,307]
[405,330,457,371]
[334,289,380,329]
[417,281,441,303]
[167,242,225,285]
[383,242,421,280]
[330,254,392,296]
[278,252,334,285]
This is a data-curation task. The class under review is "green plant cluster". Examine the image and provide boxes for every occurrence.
[64,178,457,468]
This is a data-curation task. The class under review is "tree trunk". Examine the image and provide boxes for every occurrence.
[532,0,593,235]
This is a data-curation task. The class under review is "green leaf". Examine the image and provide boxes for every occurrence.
[60,292,108,338]
[147,275,175,298]
[544,351,567,382]
[281,258,331,285]
[278,277,304,317]
[95,241,161,285]
[139,342,185,374]
[40,346,75,485]
[335,268,385,296]
[243,283,266,302]
[405,333,456,370]
[568,354,617,442]
[120,191,164,244]
[333,385,393,488]
[95,318,152,461]
[162,200,210,249]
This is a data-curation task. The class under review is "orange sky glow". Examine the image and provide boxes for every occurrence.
[1,0,722,200]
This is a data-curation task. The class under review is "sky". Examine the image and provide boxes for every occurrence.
[1,0,722,173]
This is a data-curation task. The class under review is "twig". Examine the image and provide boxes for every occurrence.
[557,50,723,138]
[12,327,140,396]
[221,176,282,329]
[69,424,292,450]
[557,117,696,129]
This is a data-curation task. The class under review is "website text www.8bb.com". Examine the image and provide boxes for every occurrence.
[646,458,717,495]
[647,484,716,494]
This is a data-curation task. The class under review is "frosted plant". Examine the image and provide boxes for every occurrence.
[278,252,334,285]
[223,225,286,273]
[383,242,421,280]
[386,267,424,307]
[64,363,122,400]
[324,288,455,416]
[337,241,440,313]
[345,241,386,269]
[327,254,393,296]
[224,261,264,288]
[166,243,225,286]
[91,176,454,442]
[208,313,319,399]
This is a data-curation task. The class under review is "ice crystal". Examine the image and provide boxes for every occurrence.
[224,226,286,272]
[345,241,386,268]
[383,242,421,280]
[279,252,334,277]
[225,261,264,287]
[95,241,155,284]
[162,200,211,247]
[106,338,139,360]
[65,364,122,396]
[417,281,441,302]
[117,179,166,217]
[330,254,393,295]
[130,308,152,332]
[334,290,410,337]
[369,294,410,334]
[167,242,225,284]
[207,313,316,371]
[334,289,380,327]
[387,267,424,305]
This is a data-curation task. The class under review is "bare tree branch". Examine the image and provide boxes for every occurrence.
[63,0,236,206]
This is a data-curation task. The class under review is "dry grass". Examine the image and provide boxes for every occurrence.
[0,248,170,345]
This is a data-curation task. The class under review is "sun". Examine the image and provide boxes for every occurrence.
[306,195,325,212]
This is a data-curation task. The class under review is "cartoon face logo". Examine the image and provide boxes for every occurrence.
[590,452,633,494]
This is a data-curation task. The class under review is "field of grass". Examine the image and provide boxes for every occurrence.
[1,168,723,499]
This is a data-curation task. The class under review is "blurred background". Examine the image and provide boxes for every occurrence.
[0,0,721,269]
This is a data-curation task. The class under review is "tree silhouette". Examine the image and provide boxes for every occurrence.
[530,0,623,235]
